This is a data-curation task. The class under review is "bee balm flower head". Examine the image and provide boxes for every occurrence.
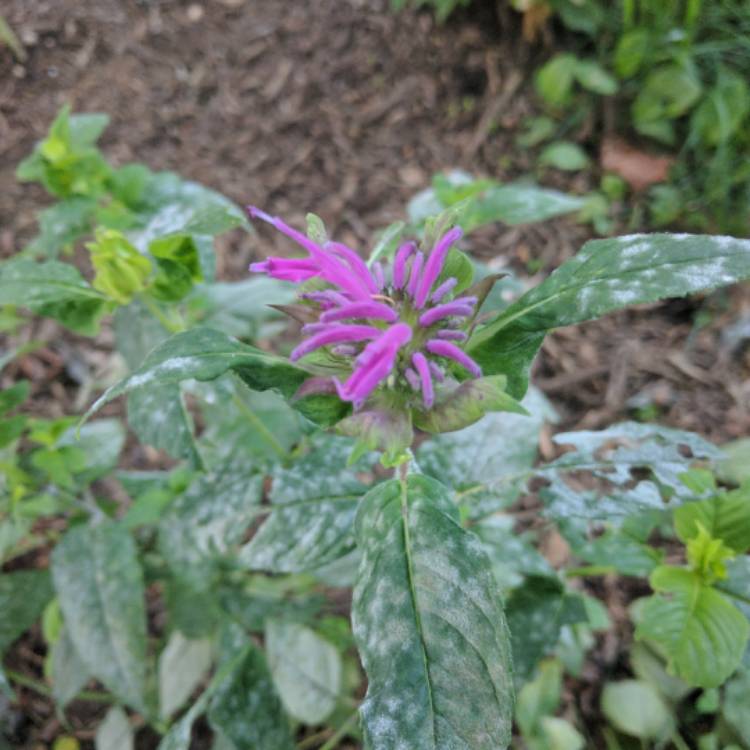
[248,207,482,412]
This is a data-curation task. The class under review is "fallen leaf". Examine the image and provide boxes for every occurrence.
[600,137,674,192]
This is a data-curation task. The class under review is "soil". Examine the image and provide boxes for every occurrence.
[1,0,749,748]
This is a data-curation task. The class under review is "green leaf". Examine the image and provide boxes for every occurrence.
[59,418,126,482]
[208,626,294,750]
[717,438,750,486]
[601,680,672,740]
[468,233,750,398]
[535,53,578,108]
[51,521,149,712]
[239,435,368,574]
[675,488,750,553]
[197,277,294,339]
[413,375,528,434]
[83,327,342,427]
[637,566,749,687]
[0,381,29,415]
[614,29,650,78]
[127,385,201,466]
[26,198,96,258]
[352,475,514,750]
[516,658,563,737]
[408,172,585,230]
[573,60,618,96]
[95,707,134,750]
[505,577,587,681]
[633,64,703,140]
[0,259,107,335]
[417,387,556,519]
[0,570,54,654]
[539,142,590,171]
[160,466,262,589]
[158,632,213,719]
[148,234,203,302]
[265,620,342,724]
[539,717,585,750]
[723,666,750,745]
[691,69,750,147]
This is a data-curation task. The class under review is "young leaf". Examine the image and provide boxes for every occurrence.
[265,620,342,724]
[239,435,368,574]
[538,142,590,171]
[83,327,343,427]
[51,522,149,712]
[352,475,514,749]
[468,233,750,398]
[637,566,749,687]
[674,488,750,553]
[0,570,54,654]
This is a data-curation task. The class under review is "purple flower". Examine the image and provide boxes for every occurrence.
[248,207,482,410]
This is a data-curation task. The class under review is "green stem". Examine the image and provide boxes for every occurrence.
[6,669,113,704]
[319,710,360,750]
[230,386,288,461]
[140,295,183,334]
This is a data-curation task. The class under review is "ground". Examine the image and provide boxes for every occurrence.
[1,0,749,747]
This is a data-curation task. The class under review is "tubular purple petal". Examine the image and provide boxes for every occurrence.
[426,339,482,377]
[428,361,445,381]
[392,241,416,290]
[414,226,463,308]
[302,290,351,308]
[338,323,412,407]
[418,302,474,327]
[372,262,385,290]
[406,251,424,298]
[326,242,379,294]
[404,367,420,391]
[320,301,398,323]
[290,325,380,361]
[247,206,322,258]
[436,329,468,341]
[430,277,458,303]
[249,257,320,283]
[412,352,434,408]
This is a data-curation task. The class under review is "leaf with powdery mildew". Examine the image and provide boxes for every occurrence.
[239,434,369,574]
[83,327,344,427]
[353,475,514,750]
[160,466,263,589]
[468,233,750,398]
[51,522,148,713]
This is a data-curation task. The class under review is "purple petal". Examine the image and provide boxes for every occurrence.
[326,242,379,294]
[426,339,482,377]
[393,242,416,290]
[338,323,412,407]
[418,302,475,327]
[412,351,434,408]
[248,207,371,299]
[431,277,458,303]
[291,324,380,361]
[404,367,420,391]
[414,226,463,308]
[249,257,320,283]
[302,290,351,308]
[428,361,445,381]
[406,251,424,298]
[321,301,398,323]
[436,329,468,341]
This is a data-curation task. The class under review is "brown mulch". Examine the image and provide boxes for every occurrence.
[1,0,750,748]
